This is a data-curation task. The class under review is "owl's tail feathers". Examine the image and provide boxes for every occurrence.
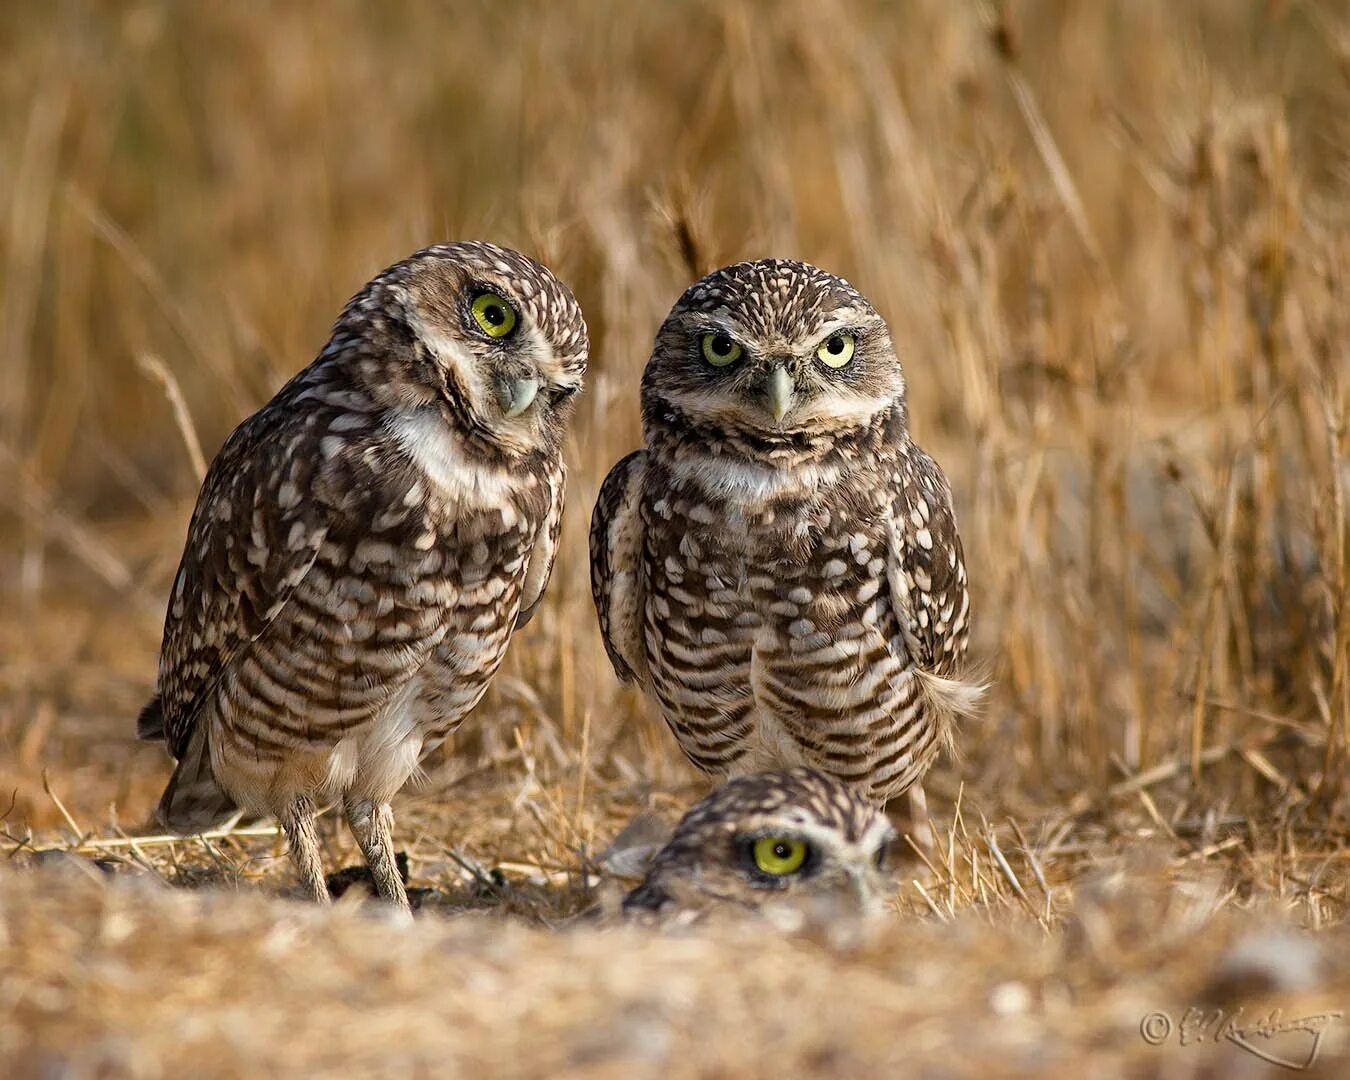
[155,726,239,833]
[136,693,165,740]
[915,668,989,760]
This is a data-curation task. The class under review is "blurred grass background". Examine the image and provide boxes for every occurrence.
[0,0,1346,894]
[1,3,1348,1076]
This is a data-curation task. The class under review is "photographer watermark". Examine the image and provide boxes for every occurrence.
[1139,1005,1342,1071]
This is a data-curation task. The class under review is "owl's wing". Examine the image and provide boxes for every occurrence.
[590,450,649,685]
[884,442,972,678]
[516,462,565,629]
[137,400,329,760]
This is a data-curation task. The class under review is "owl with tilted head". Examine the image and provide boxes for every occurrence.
[139,242,587,911]
[591,259,979,830]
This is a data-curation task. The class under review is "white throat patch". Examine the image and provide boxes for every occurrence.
[671,453,843,503]
[389,410,517,510]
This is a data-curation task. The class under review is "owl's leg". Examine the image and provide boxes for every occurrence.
[907,783,935,852]
[281,794,330,904]
[343,795,410,913]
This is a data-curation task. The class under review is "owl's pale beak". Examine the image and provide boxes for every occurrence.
[845,867,872,910]
[766,365,794,423]
[496,375,540,418]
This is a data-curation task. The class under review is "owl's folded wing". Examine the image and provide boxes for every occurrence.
[883,442,973,678]
[589,450,650,685]
[138,401,330,761]
[516,462,565,629]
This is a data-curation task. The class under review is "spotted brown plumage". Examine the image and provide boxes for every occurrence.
[623,768,897,918]
[138,242,588,910]
[591,259,979,813]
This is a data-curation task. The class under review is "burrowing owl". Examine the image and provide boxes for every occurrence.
[137,242,587,911]
[623,768,897,917]
[591,259,978,825]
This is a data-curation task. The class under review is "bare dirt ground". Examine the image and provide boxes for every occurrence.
[1,2,1347,1077]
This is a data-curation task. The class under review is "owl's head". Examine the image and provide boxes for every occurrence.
[623,769,898,920]
[641,259,904,450]
[332,241,588,459]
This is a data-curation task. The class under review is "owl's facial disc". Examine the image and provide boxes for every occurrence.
[329,243,586,462]
[729,812,898,903]
[404,273,583,451]
[459,284,565,424]
[645,260,909,446]
[681,314,893,434]
[459,287,544,419]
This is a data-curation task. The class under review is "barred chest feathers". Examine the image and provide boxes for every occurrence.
[639,443,932,798]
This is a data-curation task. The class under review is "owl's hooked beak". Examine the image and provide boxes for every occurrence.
[844,866,873,910]
[765,365,795,424]
[495,374,540,418]
[826,865,879,917]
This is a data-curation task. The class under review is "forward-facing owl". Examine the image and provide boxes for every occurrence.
[138,242,587,911]
[591,259,978,822]
[623,768,897,918]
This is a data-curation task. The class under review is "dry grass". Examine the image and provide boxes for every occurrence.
[2,860,1347,1078]
[1,1,1347,1077]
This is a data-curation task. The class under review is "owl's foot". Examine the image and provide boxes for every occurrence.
[281,794,331,904]
[906,783,935,853]
[343,795,411,914]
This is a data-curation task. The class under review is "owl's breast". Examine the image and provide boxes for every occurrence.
[644,478,893,633]
[637,480,919,788]
[283,419,548,746]
[409,501,542,736]
[640,482,903,721]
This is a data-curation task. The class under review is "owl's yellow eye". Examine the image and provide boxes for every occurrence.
[471,292,518,339]
[752,836,808,876]
[701,332,743,368]
[816,333,855,368]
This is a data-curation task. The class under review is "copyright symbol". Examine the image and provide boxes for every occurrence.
[1139,1012,1172,1046]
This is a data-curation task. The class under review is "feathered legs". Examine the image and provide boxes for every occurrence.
[886,783,936,853]
[281,794,330,904]
[344,795,410,913]
[907,783,935,852]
